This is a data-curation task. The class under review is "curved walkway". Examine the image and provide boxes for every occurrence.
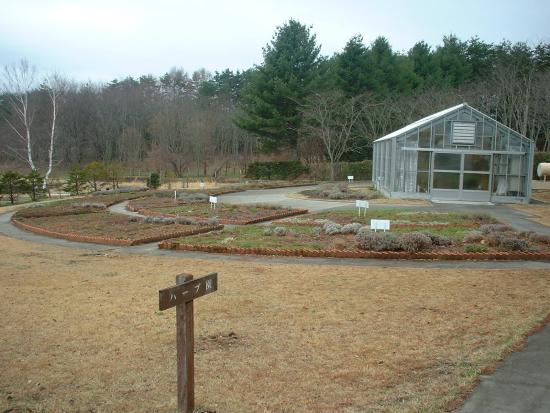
[1,187,549,269]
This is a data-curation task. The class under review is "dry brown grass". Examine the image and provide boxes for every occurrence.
[1,235,550,413]
[508,203,550,226]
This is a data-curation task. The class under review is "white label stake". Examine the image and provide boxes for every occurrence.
[355,200,369,217]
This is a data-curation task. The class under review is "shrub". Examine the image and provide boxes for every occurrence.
[464,231,484,243]
[263,228,274,236]
[144,216,154,223]
[274,227,287,236]
[205,217,219,226]
[312,227,321,237]
[356,231,401,251]
[465,244,488,253]
[246,161,309,180]
[480,224,513,234]
[176,216,198,225]
[328,191,346,199]
[398,232,433,253]
[323,221,343,235]
[147,172,160,189]
[422,232,453,246]
[178,192,208,202]
[127,216,139,223]
[80,202,106,209]
[499,237,529,251]
[341,223,363,234]
[527,232,550,245]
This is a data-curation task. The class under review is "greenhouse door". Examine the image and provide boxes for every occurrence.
[431,152,491,202]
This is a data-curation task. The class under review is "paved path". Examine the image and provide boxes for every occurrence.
[457,324,550,413]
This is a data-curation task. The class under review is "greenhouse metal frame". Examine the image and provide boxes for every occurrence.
[372,103,535,203]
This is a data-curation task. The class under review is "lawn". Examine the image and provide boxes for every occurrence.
[15,212,210,243]
[1,234,550,412]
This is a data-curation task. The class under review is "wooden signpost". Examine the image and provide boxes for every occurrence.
[159,272,218,413]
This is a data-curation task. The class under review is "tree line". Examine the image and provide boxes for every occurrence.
[1,19,549,186]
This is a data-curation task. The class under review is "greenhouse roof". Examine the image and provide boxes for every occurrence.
[373,103,466,143]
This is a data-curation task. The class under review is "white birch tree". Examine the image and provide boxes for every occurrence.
[1,59,37,170]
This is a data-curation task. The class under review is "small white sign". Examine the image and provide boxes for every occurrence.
[347,175,354,182]
[174,190,177,200]
[356,199,369,217]
[370,219,390,232]
[209,195,218,210]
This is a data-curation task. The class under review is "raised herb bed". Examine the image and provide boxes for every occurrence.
[12,212,221,246]
[161,221,550,260]
[127,198,307,225]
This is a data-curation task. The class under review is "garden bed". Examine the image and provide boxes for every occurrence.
[14,191,153,219]
[161,220,550,260]
[12,212,222,246]
[127,198,308,225]
[300,182,381,200]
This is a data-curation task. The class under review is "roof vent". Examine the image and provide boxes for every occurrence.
[452,122,476,145]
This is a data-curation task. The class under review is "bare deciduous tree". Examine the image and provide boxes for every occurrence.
[1,59,37,170]
[42,73,67,188]
[301,91,365,181]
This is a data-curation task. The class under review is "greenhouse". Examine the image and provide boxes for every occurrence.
[372,103,534,203]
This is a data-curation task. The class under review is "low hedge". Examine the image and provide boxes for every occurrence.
[246,161,309,180]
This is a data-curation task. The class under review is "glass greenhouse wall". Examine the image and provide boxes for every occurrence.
[372,103,534,203]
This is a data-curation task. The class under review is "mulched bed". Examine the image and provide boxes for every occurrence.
[14,192,153,219]
[160,241,550,261]
[127,198,307,225]
[13,212,221,246]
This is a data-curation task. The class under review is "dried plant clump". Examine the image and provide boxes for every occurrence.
[422,232,453,246]
[356,230,401,251]
[398,232,433,253]
[176,216,199,225]
[79,202,107,209]
[274,227,287,236]
[341,223,363,234]
[463,231,483,244]
[323,221,343,235]
[263,228,274,236]
[480,224,513,234]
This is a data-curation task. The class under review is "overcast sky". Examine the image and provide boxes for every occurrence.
[1,0,549,82]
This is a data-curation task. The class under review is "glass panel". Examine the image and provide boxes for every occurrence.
[509,134,522,151]
[418,126,431,148]
[434,153,461,170]
[464,154,491,171]
[463,173,489,191]
[434,135,444,148]
[496,128,508,150]
[483,136,493,150]
[508,156,521,175]
[416,172,429,193]
[417,151,430,170]
[433,121,444,135]
[406,131,418,147]
[433,172,460,189]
